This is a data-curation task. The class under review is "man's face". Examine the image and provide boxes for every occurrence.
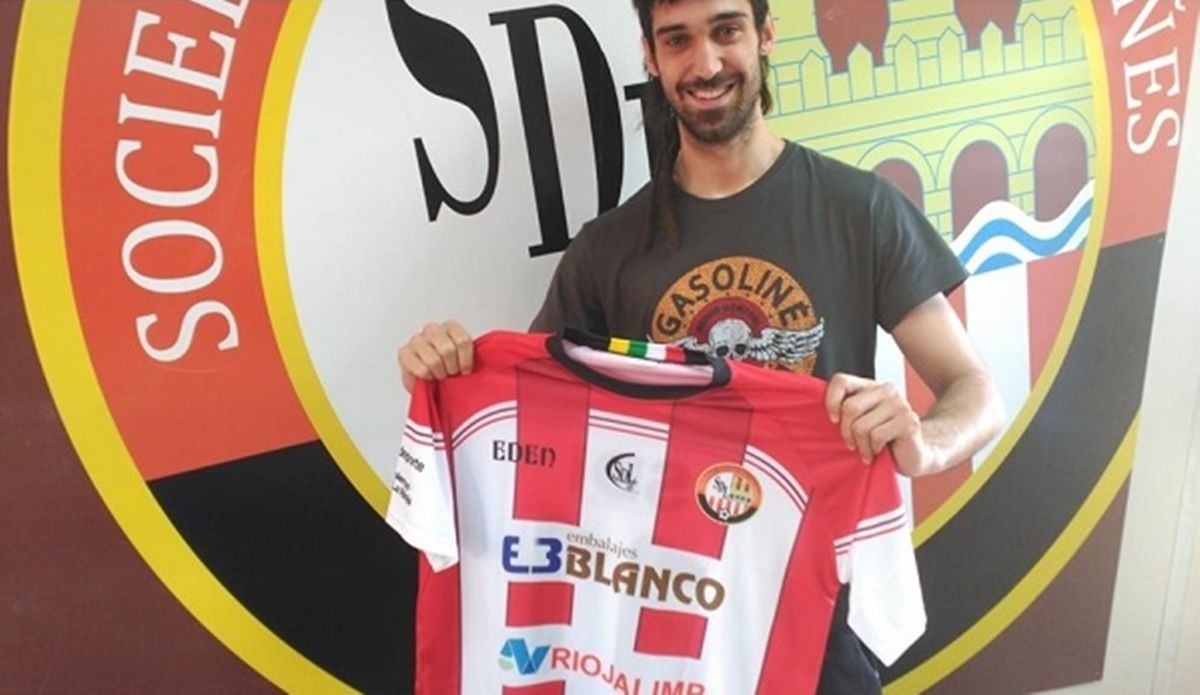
[644,0,773,145]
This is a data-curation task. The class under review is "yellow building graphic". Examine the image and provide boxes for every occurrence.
[767,0,1096,242]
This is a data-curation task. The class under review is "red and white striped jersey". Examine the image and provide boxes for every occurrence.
[388,331,924,694]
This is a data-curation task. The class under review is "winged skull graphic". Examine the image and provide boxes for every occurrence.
[675,317,825,367]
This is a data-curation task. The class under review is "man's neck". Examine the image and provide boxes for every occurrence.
[673,117,786,200]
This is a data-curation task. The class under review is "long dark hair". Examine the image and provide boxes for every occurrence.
[631,0,774,247]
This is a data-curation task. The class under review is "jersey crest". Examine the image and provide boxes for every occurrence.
[695,463,763,525]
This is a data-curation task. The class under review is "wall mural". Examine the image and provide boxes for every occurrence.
[2,0,1195,692]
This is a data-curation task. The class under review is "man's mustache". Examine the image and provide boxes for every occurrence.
[678,72,742,93]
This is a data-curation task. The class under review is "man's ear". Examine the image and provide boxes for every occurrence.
[759,13,776,56]
[642,36,659,77]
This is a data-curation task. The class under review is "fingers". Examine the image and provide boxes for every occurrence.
[397,320,475,390]
[825,373,869,424]
[397,337,445,384]
[828,377,917,463]
[838,384,889,450]
[411,336,449,380]
[444,320,474,375]
[849,403,916,463]
[847,402,894,462]
[422,322,461,376]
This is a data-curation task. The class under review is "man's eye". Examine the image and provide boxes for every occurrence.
[717,25,740,39]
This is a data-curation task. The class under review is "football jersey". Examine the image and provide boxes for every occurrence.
[387,331,924,694]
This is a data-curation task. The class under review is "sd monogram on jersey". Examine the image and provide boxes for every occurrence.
[386,331,924,694]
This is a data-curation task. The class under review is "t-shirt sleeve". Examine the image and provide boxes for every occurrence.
[386,378,458,572]
[834,451,926,666]
[871,175,969,332]
[528,227,607,334]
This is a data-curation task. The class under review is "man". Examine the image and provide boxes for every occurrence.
[398,0,1004,691]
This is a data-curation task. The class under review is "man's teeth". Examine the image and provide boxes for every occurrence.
[689,84,731,100]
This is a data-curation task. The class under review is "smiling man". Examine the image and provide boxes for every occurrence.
[651,4,764,144]
[399,0,1004,692]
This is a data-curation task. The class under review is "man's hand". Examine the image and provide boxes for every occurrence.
[824,293,1005,478]
[825,373,930,476]
[397,320,474,394]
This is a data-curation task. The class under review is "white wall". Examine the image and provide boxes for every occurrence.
[1171,509,1200,693]
[1045,25,1200,695]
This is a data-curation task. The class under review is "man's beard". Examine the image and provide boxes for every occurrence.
[670,68,761,145]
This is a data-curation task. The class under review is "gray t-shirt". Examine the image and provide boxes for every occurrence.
[530,141,967,380]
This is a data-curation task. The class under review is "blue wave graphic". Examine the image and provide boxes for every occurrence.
[975,253,1024,274]
[957,199,1092,271]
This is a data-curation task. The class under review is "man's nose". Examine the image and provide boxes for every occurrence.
[691,40,723,80]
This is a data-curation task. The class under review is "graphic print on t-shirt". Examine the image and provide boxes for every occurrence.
[650,257,824,374]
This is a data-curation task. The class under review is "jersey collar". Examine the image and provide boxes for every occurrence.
[545,329,731,400]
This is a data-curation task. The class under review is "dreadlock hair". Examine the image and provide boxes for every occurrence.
[631,0,774,248]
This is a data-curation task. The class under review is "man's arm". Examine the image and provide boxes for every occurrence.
[825,293,1005,478]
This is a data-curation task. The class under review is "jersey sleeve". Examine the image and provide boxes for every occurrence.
[386,378,458,572]
[834,452,926,666]
[871,174,969,332]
